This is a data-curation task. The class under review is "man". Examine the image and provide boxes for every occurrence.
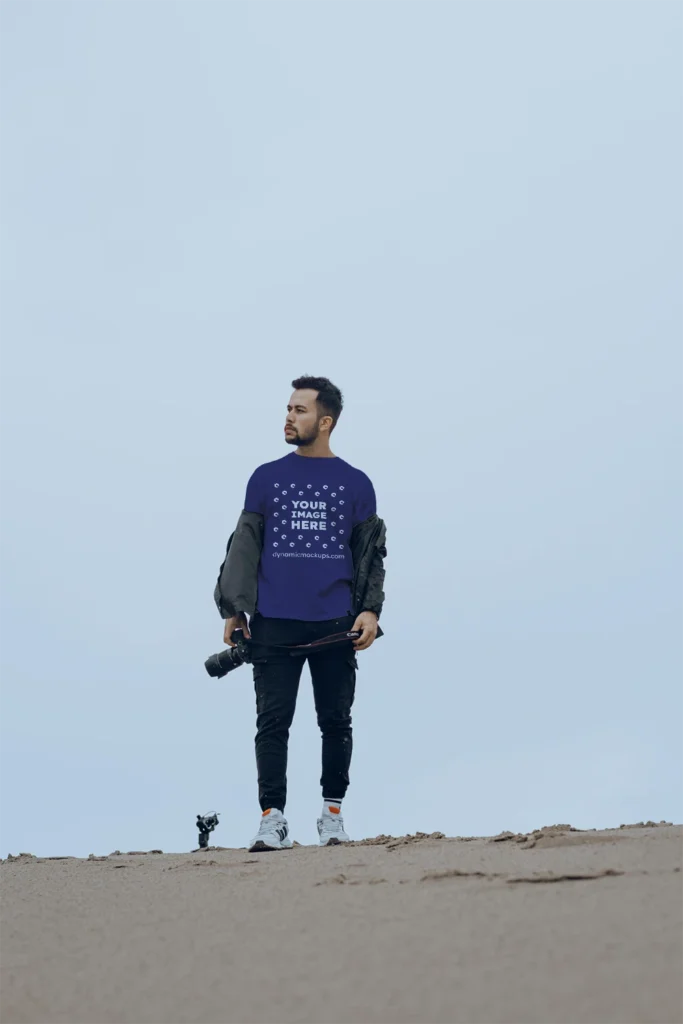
[214,376,387,852]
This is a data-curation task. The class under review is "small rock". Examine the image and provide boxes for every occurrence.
[619,820,673,830]
[491,831,520,843]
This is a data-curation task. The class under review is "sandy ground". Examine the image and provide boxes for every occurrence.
[1,823,681,1024]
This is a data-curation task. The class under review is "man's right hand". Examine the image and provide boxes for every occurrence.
[223,612,251,647]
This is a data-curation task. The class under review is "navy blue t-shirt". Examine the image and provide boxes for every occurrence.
[244,451,377,621]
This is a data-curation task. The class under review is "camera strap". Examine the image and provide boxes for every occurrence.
[249,630,361,658]
[285,630,362,656]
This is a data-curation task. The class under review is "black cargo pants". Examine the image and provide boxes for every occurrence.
[249,612,358,812]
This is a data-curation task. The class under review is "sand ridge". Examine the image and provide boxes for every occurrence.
[1,824,681,1024]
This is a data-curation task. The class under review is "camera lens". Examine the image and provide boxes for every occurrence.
[204,647,244,678]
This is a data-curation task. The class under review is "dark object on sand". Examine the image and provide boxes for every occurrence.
[197,812,220,849]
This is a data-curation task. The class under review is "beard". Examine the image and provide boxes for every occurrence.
[285,423,319,447]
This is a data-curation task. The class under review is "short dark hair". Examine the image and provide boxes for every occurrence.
[291,376,344,433]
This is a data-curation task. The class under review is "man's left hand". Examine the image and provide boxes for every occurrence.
[352,610,378,652]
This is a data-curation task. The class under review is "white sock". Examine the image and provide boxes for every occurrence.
[323,799,342,815]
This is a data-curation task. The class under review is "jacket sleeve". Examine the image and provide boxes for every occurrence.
[213,510,264,618]
[362,537,387,619]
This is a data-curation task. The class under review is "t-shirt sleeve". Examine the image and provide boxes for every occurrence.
[354,472,377,525]
[244,468,265,515]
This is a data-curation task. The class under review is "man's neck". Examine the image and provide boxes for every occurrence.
[294,442,336,459]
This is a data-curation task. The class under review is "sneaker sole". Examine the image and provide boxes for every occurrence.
[249,840,293,853]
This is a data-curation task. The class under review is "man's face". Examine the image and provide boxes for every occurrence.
[284,389,327,447]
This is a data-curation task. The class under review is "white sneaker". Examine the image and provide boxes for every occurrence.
[249,809,293,852]
[317,807,350,846]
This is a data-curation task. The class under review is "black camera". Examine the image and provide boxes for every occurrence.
[197,811,219,849]
[204,628,252,678]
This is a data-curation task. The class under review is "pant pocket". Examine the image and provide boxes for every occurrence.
[346,650,359,672]
[252,656,268,688]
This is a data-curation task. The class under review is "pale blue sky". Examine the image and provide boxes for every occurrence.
[1,0,681,857]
